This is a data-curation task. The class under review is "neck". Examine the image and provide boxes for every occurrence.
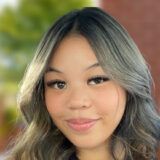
[76,144,113,160]
[76,141,125,160]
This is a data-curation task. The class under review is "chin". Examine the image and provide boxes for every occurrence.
[69,136,109,150]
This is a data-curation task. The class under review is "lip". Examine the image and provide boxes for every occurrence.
[66,118,100,132]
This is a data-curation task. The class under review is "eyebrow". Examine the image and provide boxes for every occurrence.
[45,62,100,74]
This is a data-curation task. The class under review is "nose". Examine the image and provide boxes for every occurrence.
[67,87,92,110]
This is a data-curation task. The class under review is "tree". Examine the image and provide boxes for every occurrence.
[0,0,93,97]
[0,0,92,83]
[0,0,93,150]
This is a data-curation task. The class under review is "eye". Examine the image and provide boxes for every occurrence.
[46,80,66,90]
[88,76,110,85]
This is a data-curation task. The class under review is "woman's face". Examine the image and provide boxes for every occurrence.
[44,35,126,151]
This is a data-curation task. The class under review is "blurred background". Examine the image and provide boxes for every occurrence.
[0,0,160,158]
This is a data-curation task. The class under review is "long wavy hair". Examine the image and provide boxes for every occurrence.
[7,7,160,160]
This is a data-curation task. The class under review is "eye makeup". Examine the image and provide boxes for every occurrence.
[45,75,110,90]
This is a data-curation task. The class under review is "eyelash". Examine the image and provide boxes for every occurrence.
[46,75,110,90]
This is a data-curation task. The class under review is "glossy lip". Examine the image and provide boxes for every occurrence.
[66,118,100,132]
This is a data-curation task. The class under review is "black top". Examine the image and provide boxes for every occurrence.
[69,152,78,160]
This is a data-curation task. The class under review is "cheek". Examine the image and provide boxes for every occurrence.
[45,91,64,116]
[94,83,126,115]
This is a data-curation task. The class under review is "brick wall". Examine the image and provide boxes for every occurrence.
[100,0,160,110]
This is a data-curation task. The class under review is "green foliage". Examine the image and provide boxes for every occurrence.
[0,0,93,139]
[0,0,92,56]
[0,105,19,137]
[0,0,93,85]
[0,0,93,82]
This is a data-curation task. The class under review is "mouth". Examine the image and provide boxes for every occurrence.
[66,118,100,132]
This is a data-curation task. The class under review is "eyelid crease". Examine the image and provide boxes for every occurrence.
[89,75,109,79]
[45,75,110,88]
[46,79,65,85]
[88,74,109,79]
[46,75,109,83]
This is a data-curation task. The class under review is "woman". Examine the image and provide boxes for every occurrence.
[7,7,160,160]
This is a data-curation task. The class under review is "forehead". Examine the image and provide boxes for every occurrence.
[44,35,108,76]
[48,35,99,67]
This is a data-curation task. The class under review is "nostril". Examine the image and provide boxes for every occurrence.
[67,88,92,110]
[68,99,92,110]
[70,105,88,110]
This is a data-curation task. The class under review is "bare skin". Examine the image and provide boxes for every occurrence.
[44,35,126,160]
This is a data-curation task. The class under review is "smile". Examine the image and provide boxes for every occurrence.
[66,118,100,132]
